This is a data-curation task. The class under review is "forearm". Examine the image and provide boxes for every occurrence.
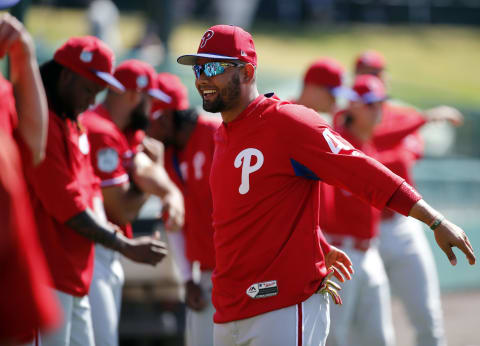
[65,208,127,251]
[408,199,442,226]
[11,47,48,166]
[133,161,179,199]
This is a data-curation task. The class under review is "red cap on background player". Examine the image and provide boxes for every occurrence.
[151,73,189,116]
[177,24,257,66]
[54,36,125,92]
[303,57,353,98]
[0,0,20,9]
[351,74,388,104]
[355,50,386,71]
[113,59,171,103]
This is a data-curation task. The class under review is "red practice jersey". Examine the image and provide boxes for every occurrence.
[81,105,142,238]
[0,133,60,342]
[164,115,221,271]
[320,126,381,240]
[20,111,101,296]
[209,94,412,323]
[0,74,18,135]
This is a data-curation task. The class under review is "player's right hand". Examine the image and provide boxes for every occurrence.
[162,187,185,231]
[121,232,168,266]
[325,245,354,282]
[433,219,475,266]
[0,13,35,61]
[185,279,207,311]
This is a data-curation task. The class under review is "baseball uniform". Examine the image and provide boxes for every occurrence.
[0,130,60,343]
[209,93,420,346]
[374,102,445,346]
[163,114,221,346]
[81,104,139,346]
[0,73,18,135]
[320,126,394,346]
[20,110,101,346]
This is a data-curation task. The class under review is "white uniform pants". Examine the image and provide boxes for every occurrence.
[379,214,445,346]
[326,241,394,346]
[40,289,95,346]
[214,292,330,346]
[185,271,216,346]
[88,244,124,346]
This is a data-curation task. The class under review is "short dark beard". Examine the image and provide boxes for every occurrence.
[202,72,241,113]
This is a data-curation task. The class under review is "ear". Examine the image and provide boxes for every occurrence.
[242,63,256,83]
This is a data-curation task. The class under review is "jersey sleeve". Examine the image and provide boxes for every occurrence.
[21,120,88,223]
[278,104,405,211]
[88,131,129,188]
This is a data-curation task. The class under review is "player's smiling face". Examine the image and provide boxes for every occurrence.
[194,58,242,114]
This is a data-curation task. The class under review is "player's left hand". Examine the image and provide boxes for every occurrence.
[185,279,208,311]
[424,105,464,127]
[325,245,354,282]
[162,187,185,231]
[141,136,165,164]
[433,219,475,266]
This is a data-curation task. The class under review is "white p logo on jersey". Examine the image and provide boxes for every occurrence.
[234,148,264,195]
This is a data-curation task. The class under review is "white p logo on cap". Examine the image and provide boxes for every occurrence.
[136,75,148,89]
[80,50,93,63]
[200,30,214,48]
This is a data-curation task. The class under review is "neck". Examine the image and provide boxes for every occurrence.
[221,87,259,123]
[103,96,130,131]
[348,121,373,143]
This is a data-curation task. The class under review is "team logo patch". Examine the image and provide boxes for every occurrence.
[97,147,119,173]
[200,30,214,48]
[246,280,278,299]
[136,75,148,89]
[78,133,90,155]
[80,50,93,63]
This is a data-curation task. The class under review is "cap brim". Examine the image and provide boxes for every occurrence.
[93,70,125,93]
[0,0,20,9]
[177,53,240,65]
[362,94,389,104]
[148,89,172,103]
[330,86,356,99]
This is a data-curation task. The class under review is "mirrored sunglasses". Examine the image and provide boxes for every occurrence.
[193,62,243,79]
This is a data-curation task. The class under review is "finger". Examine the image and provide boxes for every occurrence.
[150,246,168,256]
[153,230,161,240]
[339,253,353,269]
[456,239,476,265]
[331,266,345,283]
[441,244,457,266]
[335,261,352,281]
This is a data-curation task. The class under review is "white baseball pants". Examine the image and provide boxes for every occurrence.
[40,289,95,346]
[326,241,394,346]
[185,271,216,346]
[89,244,124,346]
[214,292,330,346]
[379,214,445,346]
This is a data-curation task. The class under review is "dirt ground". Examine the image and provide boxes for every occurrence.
[392,290,480,346]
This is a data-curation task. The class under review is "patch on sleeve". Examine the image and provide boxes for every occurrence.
[97,147,119,173]
[246,280,278,299]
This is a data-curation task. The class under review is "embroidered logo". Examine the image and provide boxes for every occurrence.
[200,30,214,48]
[80,50,93,63]
[234,148,264,195]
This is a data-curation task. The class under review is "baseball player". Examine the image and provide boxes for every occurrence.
[176,24,475,346]
[0,3,60,343]
[81,59,184,346]
[20,36,168,346]
[148,72,221,346]
[295,57,351,116]
[354,49,463,346]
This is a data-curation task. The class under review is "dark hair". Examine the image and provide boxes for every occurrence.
[173,108,199,131]
[39,60,66,117]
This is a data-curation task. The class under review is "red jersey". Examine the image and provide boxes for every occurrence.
[21,111,100,296]
[0,132,60,341]
[81,105,141,238]
[320,126,381,240]
[164,115,221,271]
[0,74,18,135]
[210,94,408,323]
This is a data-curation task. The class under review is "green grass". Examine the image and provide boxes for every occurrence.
[24,8,480,109]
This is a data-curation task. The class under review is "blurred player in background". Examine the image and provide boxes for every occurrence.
[352,49,463,346]
[0,2,60,343]
[176,24,474,346]
[295,57,351,117]
[81,59,184,346]
[148,72,221,346]
[21,36,168,346]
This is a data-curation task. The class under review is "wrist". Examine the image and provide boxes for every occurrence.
[429,215,445,231]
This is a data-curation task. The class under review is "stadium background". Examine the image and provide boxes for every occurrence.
[4,0,479,345]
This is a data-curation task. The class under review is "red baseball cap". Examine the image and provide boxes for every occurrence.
[113,59,171,103]
[151,73,189,115]
[54,36,124,92]
[177,24,257,66]
[355,50,386,71]
[303,57,353,98]
[0,0,20,9]
[351,74,388,104]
